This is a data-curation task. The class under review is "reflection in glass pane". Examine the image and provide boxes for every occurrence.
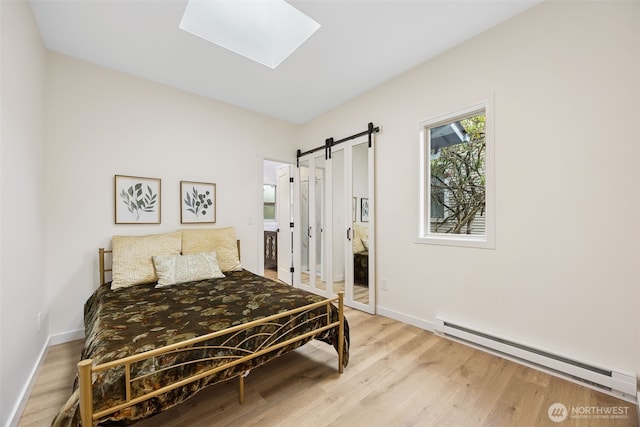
[299,159,310,286]
[314,154,326,291]
[352,142,369,305]
[332,149,345,297]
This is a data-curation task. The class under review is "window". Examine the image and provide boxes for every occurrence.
[263,184,276,220]
[419,101,494,248]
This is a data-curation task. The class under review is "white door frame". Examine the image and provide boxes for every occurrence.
[329,137,375,313]
[276,165,293,284]
[346,137,376,313]
[293,152,331,298]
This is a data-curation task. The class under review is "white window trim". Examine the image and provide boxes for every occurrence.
[417,96,495,249]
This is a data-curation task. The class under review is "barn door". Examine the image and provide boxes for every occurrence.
[295,134,375,314]
[331,138,375,314]
[294,151,330,297]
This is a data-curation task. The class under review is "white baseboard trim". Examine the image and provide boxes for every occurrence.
[376,305,435,332]
[6,329,84,427]
[49,329,84,346]
[6,337,50,427]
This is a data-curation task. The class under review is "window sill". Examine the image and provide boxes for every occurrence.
[416,234,494,249]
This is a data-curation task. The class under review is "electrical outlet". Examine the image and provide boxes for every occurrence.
[381,278,388,291]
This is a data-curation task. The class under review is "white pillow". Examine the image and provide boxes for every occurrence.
[153,252,225,288]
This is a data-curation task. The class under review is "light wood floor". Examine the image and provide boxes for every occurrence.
[263,267,285,283]
[19,307,637,427]
[274,268,370,303]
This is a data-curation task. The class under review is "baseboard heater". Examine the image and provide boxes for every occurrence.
[433,317,636,402]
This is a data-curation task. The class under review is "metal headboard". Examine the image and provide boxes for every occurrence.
[98,240,241,286]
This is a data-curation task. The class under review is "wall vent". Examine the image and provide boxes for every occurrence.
[433,317,636,403]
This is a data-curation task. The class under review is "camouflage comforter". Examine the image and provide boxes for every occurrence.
[52,269,349,426]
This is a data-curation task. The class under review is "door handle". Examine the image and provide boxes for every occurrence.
[347,227,352,241]
[308,226,312,238]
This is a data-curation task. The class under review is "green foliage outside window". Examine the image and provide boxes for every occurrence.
[430,113,486,235]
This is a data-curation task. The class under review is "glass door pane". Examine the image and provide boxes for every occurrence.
[332,148,346,298]
[351,141,370,306]
[313,152,327,292]
[299,158,311,287]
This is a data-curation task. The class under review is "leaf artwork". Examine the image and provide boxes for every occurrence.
[184,187,212,219]
[120,183,157,220]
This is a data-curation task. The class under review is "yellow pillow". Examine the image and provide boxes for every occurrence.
[352,237,365,254]
[181,227,242,272]
[111,231,182,289]
[354,224,369,250]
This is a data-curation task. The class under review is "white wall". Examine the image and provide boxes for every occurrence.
[45,53,300,336]
[4,2,640,424]
[300,1,640,376]
[0,0,48,425]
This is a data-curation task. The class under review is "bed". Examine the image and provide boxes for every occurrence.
[52,228,349,427]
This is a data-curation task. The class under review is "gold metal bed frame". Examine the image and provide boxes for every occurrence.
[77,247,345,427]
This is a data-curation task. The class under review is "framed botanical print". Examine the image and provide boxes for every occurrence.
[181,181,216,224]
[114,175,161,224]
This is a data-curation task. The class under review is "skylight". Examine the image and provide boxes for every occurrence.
[179,0,321,69]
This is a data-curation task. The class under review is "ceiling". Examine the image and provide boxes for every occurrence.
[30,0,540,124]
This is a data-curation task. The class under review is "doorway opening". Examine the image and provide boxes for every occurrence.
[262,159,293,284]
